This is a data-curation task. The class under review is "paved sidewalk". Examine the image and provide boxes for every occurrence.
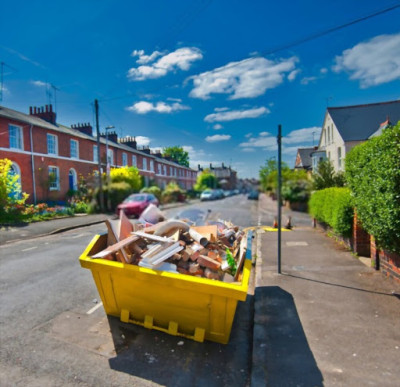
[252,198,400,386]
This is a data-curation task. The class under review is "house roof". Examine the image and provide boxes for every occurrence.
[0,105,196,170]
[295,147,315,168]
[327,100,400,142]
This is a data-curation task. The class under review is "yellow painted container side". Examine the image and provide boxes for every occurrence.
[79,233,252,344]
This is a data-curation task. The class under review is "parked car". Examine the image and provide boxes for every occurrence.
[200,189,216,201]
[214,189,224,199]
[116,193,159,217]
[247,191,259,200]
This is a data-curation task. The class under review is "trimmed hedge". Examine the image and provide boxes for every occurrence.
[140,186,162,202]
[345,122,400,253]
[309,187,353,236]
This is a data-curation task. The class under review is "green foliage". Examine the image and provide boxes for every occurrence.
[161,181,186,204]
[225,248,237,276]
[110,166,142,191]
[345,122,400,253]
[103,181,132,211]
[0,158,29,222]
[309,187,354,236]
[282,179,312,203]
[162,146,189,167]
[312,159,346,190]
[140,185,162,201]
[194,169,217,191]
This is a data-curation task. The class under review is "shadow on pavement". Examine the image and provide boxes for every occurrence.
[252,286,323,387]
[108,295,254,387]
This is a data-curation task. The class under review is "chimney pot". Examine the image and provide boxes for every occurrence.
[29,107,33,114]
[45,105,48,113]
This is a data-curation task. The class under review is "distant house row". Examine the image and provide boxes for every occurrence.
[0,104,198,204]
[294,99,400,172]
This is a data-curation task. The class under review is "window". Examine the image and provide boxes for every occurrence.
[150,160,154,172]
[9,125,23,150]
[143,158,147,170]
[132,155,137,167]
[158,165,162,175]
[327,127,330,144]
[338,147,342,169]
[122,153,128,166]
[93,145,98,162]
[70,139,79,159]
[163,165,167,175]
[48,166,60,190]
[47,134,58,155]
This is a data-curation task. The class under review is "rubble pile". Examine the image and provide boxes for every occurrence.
[91,210,247,283]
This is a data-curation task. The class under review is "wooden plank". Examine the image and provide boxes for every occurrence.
[118,210,133,240]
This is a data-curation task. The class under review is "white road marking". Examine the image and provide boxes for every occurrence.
[86,302,103,315]
[21,246,38,252]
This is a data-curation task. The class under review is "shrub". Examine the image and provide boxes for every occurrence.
[312,159,346,190]
[0,158,29,223]
[345,122,400,253]
[110,166,142,191]
[309,187,353,236]
[161,182,186,204]
[103,181,132,211]
[140,185,162,201]
[194,170,217,191]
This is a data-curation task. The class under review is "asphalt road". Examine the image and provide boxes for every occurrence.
[0,194,261,387]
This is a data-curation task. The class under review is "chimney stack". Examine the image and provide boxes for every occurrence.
[71,122,93,136]
[118,136,137,149]
[29,104,56,124]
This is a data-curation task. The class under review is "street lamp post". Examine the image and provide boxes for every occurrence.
[105,125,114,211]
[105,125,114,176]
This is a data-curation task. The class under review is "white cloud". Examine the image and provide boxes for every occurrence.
[213,124,223,130]
[204,106,269,122]
[241,147,255,152]
[31,80,49,87]
[135,136,151,146]
[283,126,321,144]
[189,56,298,99]
[320,68,328,74]
[167,97,182,102]
[205,134,231,143]
[333,33,400,88]
[239,126,321,151]
[282,146,302,155]
[300,76,317,85]
[126,100,190,114]
[245,132,253,138]
[214,107,230,112]
[288,69,300,81]
[128,47,203,81]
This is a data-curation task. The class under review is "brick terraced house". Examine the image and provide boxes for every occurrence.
[0,104,197,204]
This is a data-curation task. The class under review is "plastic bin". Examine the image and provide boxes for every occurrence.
[79,231,253,344]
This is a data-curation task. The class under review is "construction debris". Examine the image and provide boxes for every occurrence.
[91,210,248,283]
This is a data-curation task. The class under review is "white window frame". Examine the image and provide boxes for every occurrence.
[338,147,342,169]
[47,134,58,155]
[143,158,147,171]
[9,124,23,150]
[150,160,154,172]
[48,166,60,191]
[70,139,79,159]
[158,165,162,175]
[93,145,98,163]
[122,152,128,166]
[132,155,137,167]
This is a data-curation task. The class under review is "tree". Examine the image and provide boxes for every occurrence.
[312,159,345,190]
[194,169,217,191]
[163,146,189,167]
[110,166,142,191]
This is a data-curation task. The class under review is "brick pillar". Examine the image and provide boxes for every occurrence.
[353,211,371,257]
[379,249,400,283]
[370,236,380,270]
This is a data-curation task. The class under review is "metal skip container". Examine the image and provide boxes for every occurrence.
[79,231,253,344]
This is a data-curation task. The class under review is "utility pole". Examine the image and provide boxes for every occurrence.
[277,124,282,274]
[95,99,104,212]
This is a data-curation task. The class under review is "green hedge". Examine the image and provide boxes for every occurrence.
[309,187,353,236]
[345,122,400,253]
[140,186,162,201]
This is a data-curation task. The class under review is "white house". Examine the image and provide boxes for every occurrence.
[318,100,400,172]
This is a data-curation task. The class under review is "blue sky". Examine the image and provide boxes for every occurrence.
[1,0,399,178]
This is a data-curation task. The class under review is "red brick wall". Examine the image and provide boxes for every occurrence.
[353,212,370,257]
[379,249,400,282]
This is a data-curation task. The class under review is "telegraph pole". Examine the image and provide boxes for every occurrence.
[95,99,104,212]
[277,124,282,274]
